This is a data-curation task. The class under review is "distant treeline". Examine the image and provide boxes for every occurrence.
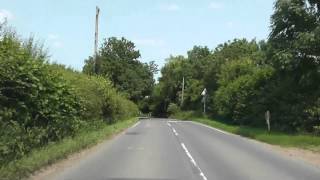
[151,0,320,132]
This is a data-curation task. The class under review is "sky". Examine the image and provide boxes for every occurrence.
[0,0,275,78]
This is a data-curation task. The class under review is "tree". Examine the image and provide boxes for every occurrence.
[268,0,320,131]
[83,37,156,105]
[151,0,320,132]
[187,46,210,61]
[150,47,212,116]
[149,56,186,116]
[214,58,274,125]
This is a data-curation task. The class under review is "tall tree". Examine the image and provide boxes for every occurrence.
[268,0,320,130]
[83,37,156,104]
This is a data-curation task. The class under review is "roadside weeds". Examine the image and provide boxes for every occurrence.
[188,117,320,151]
[0,118,138,180]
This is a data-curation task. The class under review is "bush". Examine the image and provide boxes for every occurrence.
[167,103,180,116]
[0,32,82,164]
[214,59,274,126]
[51,65,139,123]
[169,110,203,120]
[0,28,138,167]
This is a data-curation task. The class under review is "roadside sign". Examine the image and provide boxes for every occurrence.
[201,88,207,96]
[201,88,207,114]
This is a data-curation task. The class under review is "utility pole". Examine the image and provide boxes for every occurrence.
[181,76,185,107]
[94,6,100,74]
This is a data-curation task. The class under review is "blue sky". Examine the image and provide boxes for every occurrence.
[0,0,274,77]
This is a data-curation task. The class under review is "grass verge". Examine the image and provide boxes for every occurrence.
[173,113,320,152]
[0,117,138,180]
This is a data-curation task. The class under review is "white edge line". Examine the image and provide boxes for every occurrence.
[180,143,208,180]
[168,120,180,123]
[131,121,141,129]
[188,121,231,135]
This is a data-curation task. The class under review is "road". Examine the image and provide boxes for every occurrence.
[48,119,320,180]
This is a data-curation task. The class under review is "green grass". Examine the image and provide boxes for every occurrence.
[0,117,138,180]
[173,112,320,152]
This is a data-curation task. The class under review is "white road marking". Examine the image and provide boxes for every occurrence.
[169,120,207,179]
[181,143,208,180]
[131,121,141,129]
[168,122,179,136]
[172,128,179,136]
[167,122,172,127]
[187,121,231,135]
[167,120,180,123]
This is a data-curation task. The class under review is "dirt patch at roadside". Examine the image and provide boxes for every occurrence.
[268,145,320,168]
[29,145,98,180]
[243,136,320,169]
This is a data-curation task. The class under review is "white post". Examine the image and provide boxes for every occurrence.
[265,110,271,132]
[203,95,206,114]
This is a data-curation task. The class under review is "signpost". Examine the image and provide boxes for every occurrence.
[201,88,207,114]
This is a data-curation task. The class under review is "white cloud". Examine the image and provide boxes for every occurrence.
[133,38,165,47]
[209,2,223,10]
[0,9,14,23]
[161,4,181,11]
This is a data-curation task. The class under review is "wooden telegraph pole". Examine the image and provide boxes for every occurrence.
[181,76,185,107]
[94,6,100,74]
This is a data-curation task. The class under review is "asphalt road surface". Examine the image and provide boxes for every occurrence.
[49,119,320,180]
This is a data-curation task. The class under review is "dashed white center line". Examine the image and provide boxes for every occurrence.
[172,128,179,136]
[168,122,179,136]
[167,121,208,180]
[181,143,208,180]
[167,122,172,127]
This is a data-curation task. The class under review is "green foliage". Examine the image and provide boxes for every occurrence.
[182,79,203,109]
[0,32,82,165]
[83,37,156,106]
[169,110,203,120]
[153,0,320,133]
[0,28,138,168]
[167,103,180,116]
[151,40,265,116]
[267,0,320,131]
[0,118,138,180]
[52,66,139,123]
[149,83,167,117]
[214,60,274,125]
